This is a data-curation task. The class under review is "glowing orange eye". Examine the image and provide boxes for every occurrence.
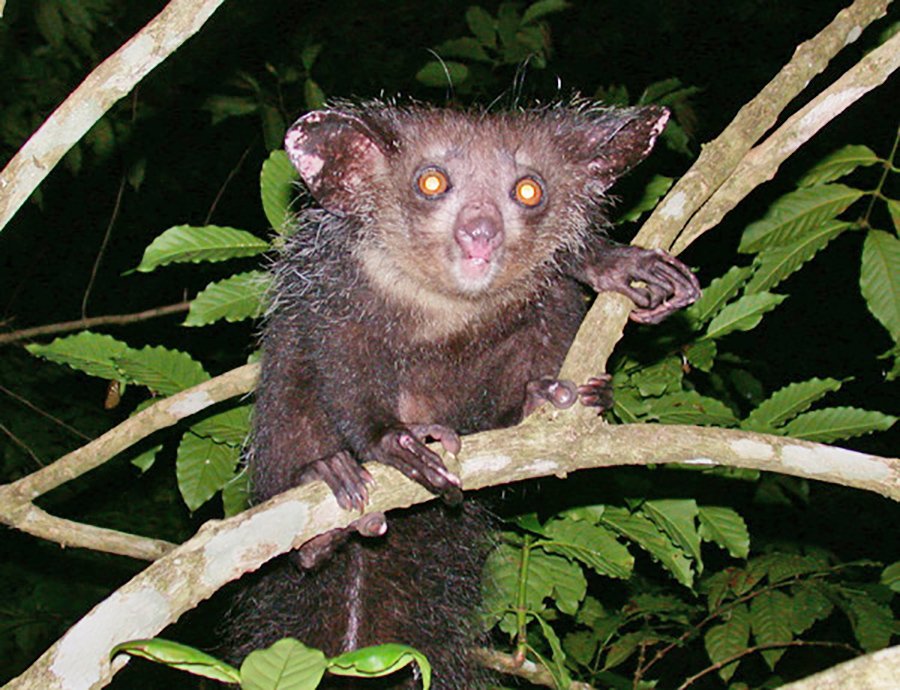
[514,177,543,207]
[416,169,449,196]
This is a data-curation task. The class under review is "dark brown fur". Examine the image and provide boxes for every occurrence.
[232,101,700,688]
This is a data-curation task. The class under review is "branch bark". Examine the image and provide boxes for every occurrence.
[4,413,897,689]
[0,0,227,234]
[559,0,895,385]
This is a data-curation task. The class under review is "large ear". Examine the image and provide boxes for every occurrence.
[581,106,669,193]
[284,110,388,215]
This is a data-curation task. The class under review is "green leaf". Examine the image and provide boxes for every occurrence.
[860,230,900,341]
[750,589,793,669]
[742,377,843,432]
[540,518,634,580]
[651,391,738,427]
[191,405,252,446]
[620,175,674,222]
[131,444,162,473]
[466,5,497,47]
[176,433,240,511]
[415,61,469,88]
[434,37,492,62]
[739,184,864,253]
[840,593,894,652]
[304,79,326,111]
[781,406,896,443]
[135,225,269,272]
[531,616,572,689]
[684,266,754,327]
[683,339,717,372]
[261,150,299,234]
[797,145,879,187]
[563,629,599,666]
[528,549,587,615]
[203,95,258,125]
[601,508,694,588]
[222,468,250,517]
[26,331,131,381]
[481,543,521,626]
[241,638,327,690]
[300,43,323,71]
[603,630,644,671]
[111,638,240,683]
[330,644,431,688]
[704,603,750,682]
[641,499,702,571]
[114,346,210,396]
[882,561,900,593]
[704,292,786,340]
[184,271,269,327]
[631,356,683,397]
[745,220,849,293]
[522,0,570,24]
[789,582,834,635]
[886,197,900,232]
[698,506,749,559]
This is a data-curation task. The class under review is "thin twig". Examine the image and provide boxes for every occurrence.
[0,302,190,346]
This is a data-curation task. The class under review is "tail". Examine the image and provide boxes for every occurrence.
[227,501,492,689]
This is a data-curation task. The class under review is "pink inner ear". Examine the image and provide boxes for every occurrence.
[283,112,386,214]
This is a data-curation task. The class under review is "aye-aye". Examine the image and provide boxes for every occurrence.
[234,101,700,689]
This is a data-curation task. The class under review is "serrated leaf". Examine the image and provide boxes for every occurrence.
[704,603,750,683]
[750,590,793,669]
[26,332,132,381]
[789,582,834,635]
[531,616,572,689]
[641,499,702,570]
[840,593,894,652]
[115,346,209,396]
[601,508,694,588]
[698,506,749,559]
[191,405,252,446]
[860,230,900,341]
[482,543,521,626]
[684,339,717,372]
[522,0,570,24]
[135,225,269,272]
[303,78,326,111]
[781,406,896,443]
[745,220,849,293]
[540,518,634,580]
[241,638,327,690]
[261,150,299,234]
[632,356,683,397]
[184,271,269,326]
[176,433,240,511]
[704,292,786,340]
[611,387,652,423]
[415,61,469,88]
[466,5,497,47]
[685,266,754,327]
[620,175,674,222]
[529,549,587,615]
[563,629,599,666]
[111,638,240,683]
[742,377,843,432]
[739,184,864,253]
[330,644,431,688]
[651,391,738,427]
[603,630,643,671]
[798,145,879,187]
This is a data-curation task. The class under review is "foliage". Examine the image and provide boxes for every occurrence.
[1,1,897,689]
[112,638,431,689]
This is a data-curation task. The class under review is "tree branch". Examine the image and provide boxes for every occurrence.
[559,0,894,386]
[0,0,227,234]
[5,415,896,689]
[778,645,900,690]
[0,302,191,346]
